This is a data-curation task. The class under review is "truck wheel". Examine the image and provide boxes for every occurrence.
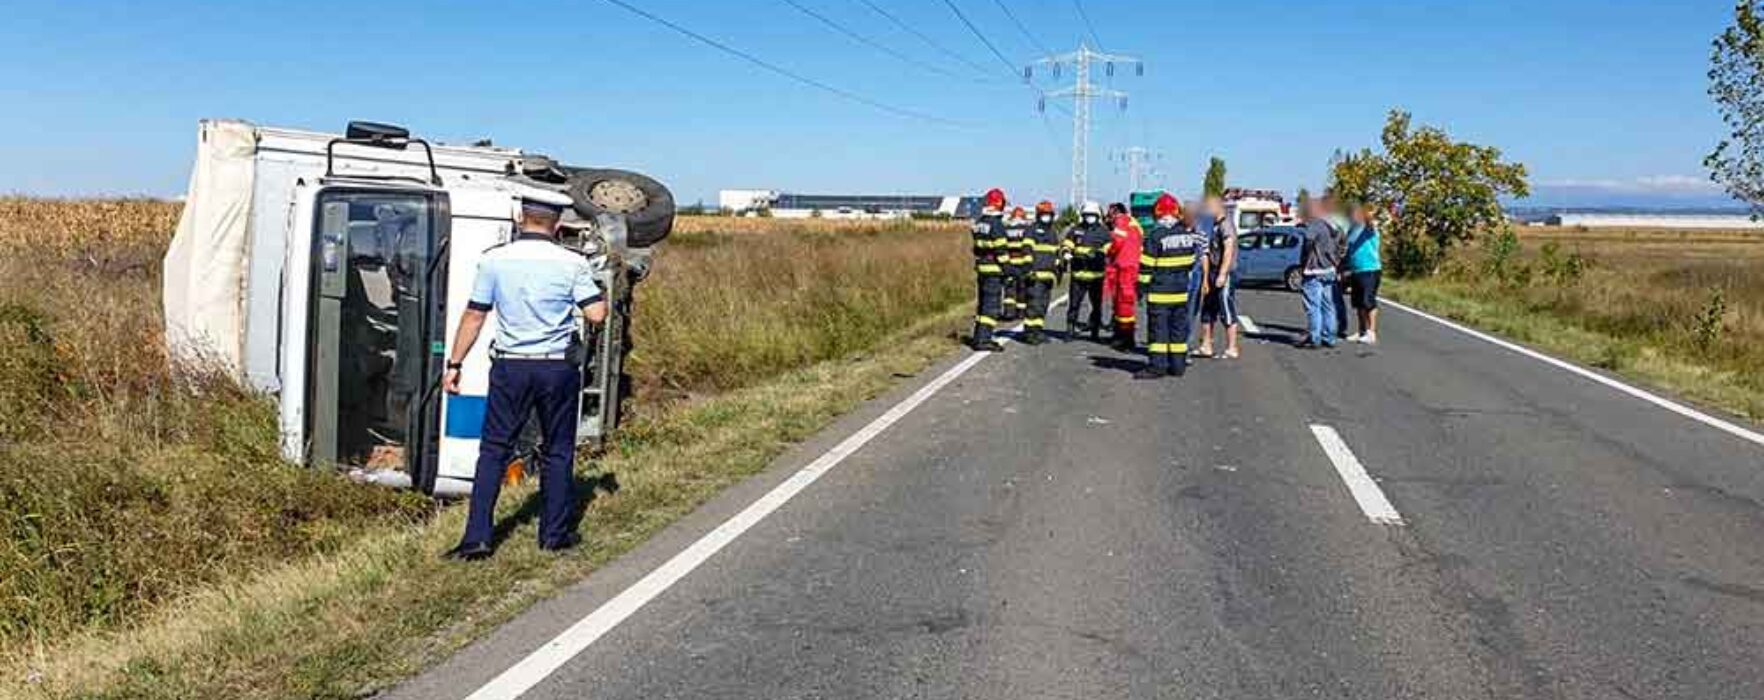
[1283,266,1304,292]
[565,169,675,247]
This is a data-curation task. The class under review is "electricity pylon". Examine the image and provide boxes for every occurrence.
[1030,43,1142,207]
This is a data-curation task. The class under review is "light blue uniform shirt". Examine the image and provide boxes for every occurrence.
[467,234,602,356]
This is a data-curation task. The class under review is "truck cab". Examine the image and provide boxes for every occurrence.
[164,120,668,496]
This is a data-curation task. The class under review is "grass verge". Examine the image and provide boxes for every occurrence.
[3,307,969,699]
[1385,278,1764,421]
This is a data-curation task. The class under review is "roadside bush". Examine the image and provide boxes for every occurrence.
[1538,241,1590,285]
[1694,288,1728,354]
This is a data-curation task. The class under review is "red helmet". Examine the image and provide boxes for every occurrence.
[1154,193,1180,217]
[984,188,1006,209]
[1035,200,1056,215]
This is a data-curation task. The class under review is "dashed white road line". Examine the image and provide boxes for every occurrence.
[1238,315,1262,334]
[1309,424,1405,526]
[1385,299,1764,449]
[464,295,1067,700]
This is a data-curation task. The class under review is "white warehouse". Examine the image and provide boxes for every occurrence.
[1546,212,1764,229]
[718,189,980,219]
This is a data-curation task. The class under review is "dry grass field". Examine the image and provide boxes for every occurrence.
[0,200,972,698]
[1392,225,1764,419]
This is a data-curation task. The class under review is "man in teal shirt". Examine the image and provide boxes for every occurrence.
[1342,202,1382,344]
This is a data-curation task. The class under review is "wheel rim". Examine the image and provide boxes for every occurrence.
[588,179,648,214]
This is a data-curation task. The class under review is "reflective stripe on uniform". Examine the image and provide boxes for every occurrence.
[1142,254,1196,268]
[975,315,998,327]
[1031,271,1057,281]
[1024,318,1045,327]
[976,264,1003,274]
[1115,316,1136,324]
[1071,245,1098,254]
[1147,342,1188,354]
[1137,274,1151,285]
[1147,292,1189,304]
[1033,243,1061,253]
[1072,270,1104,280]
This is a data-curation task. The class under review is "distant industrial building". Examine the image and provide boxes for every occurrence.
[1544,212,1764,229]
[718,189,982,219]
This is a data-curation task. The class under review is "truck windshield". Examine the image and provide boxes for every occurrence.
[309,190,439,470]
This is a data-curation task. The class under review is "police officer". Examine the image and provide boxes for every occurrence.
[970,188,1009,352]
[1136,194,1207,379]
[443,186,609,560]
[1021,201,1062,344]
[1000,206,1031,323]
[1062,201,1111,342]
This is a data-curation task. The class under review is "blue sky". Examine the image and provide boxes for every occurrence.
[0,0,1741,207]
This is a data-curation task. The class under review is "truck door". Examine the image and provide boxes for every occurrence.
[303,188,450,488]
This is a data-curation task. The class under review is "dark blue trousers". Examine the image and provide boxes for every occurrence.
[460,359,581,549]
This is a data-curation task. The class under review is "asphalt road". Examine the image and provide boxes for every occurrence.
[387,288,1764,700]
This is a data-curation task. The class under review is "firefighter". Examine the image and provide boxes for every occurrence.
[443,186,609,560]
[969,188,1009,352]
[1105,211,1143,351]
[1022,201,1061,344]
[1062,201,1111,342]
[1135,194,1207,379]
[1000,206,1031,323]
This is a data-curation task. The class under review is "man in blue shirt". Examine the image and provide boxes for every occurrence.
[443,186,608,560]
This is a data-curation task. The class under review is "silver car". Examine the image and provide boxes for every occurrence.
[1234,226,1306,291]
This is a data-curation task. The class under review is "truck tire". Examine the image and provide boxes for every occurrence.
[565,169,675,248]
[1283,266,1304,292]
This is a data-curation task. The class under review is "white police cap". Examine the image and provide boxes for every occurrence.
[513,184,573,215]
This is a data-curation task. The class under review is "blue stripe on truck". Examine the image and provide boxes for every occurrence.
[445,395,488,439]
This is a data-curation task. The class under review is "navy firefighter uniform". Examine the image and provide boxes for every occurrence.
[970,188,1010,351]
[1135,194,1207,379]
[1062,201,1111,341]
[1020,200,1062,345]
[444,186,607,560]
[1001,207,1032,323]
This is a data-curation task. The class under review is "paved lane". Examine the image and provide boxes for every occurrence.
[387,288,1764,700]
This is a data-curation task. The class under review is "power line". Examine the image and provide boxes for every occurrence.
[991,0,1052,57]
[598,0,967,128]
[779,0,978,83]
[939,0,1021,77]
[852,0,1000,81]
[1071,0,1106,50]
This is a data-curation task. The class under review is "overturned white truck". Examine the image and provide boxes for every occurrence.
[163,120,673,496]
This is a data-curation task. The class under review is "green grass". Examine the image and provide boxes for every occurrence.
[1386,276,1764,422]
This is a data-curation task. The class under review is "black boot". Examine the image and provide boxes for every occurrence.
[1170,361,1187,378]
[1133,366,1165,380]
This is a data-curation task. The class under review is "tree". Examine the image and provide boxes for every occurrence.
[1328,110,1529,276]
[1296,187,1312,212]
[1203,157,1227,198]
[1707,1,1764,214]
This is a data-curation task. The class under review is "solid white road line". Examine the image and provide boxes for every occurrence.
[1385,299,1764,449]
[1238,315,1262,334]
[1309,425,1405,526]
[465,297,1064,700]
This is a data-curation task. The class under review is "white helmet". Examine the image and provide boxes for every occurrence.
[1080,201,1103,217]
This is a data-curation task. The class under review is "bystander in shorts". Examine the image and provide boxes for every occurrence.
[1200,274,1239,326]
[1349,270,1381,310]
